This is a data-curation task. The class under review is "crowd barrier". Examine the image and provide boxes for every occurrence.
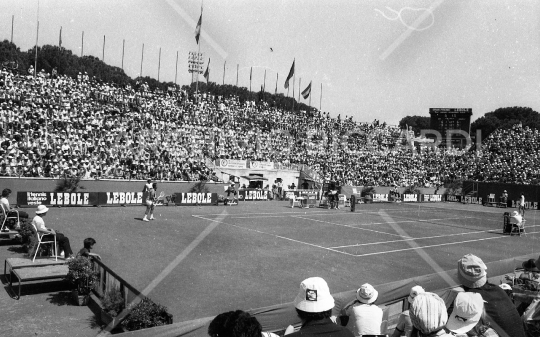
[115,254,536,337]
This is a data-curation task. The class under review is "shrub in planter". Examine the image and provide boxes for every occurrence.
[66,256,98,305]
[101,287,125,326]
[121,298,172,331]
[361,186,376,197]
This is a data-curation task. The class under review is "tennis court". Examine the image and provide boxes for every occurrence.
[22,201,540,322]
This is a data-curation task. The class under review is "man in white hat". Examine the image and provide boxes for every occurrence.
[341,283,383,336]
[285,277,353,337]
[391,285,425,337]
[32,205,74,259]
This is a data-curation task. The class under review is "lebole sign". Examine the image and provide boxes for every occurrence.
[174,192,218,205]
[18,191,144,206]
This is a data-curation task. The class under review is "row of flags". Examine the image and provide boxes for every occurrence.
[195,5,312,99]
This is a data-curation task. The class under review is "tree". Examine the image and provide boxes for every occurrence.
[398,116,431,135]
[471,106,540,141]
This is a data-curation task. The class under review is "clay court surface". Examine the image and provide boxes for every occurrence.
[3,201,540,326]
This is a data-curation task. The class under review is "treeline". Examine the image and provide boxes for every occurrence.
[471,106,540,141]
[0,40,312,112]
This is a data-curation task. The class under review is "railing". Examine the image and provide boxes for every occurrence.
[91,257,145,307]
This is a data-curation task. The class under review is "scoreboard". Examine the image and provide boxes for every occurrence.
[429,108,472,148]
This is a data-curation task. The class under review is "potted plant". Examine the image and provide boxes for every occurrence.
[361,186,376,203]
[100,287,125,327]
[121,297,172,331]
[66,256,98,306]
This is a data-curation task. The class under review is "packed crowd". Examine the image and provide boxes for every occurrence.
[0,67,538,186]
[208,253,539,337]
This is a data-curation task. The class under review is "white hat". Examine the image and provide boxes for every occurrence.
[356,283,378,304]
[293,277,335,313]
[36,205,49,214]
[408,285,425,304]
[446,292,484,334]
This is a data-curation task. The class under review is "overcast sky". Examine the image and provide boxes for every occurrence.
[1,0,539,125]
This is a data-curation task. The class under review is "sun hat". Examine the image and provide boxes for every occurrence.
[408,285,426,304]
[356,283,378,304]
[36,205,49,214]
[458,254,487,288]
[409,292,448,335]
[293,277,335,313]
[499,283,512,291]
[446,292,485,334]
[522,259,539,272]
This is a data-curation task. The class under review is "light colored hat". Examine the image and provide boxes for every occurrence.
[36,205,49,214]
[499,283,512,291]
[409,292,448,335]
[356,283,378,304]
[458,254,487,288]
[408,285,425,304]
[446,292,484,334]
[293,277,335,313]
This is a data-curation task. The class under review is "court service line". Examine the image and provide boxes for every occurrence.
[193,207,421,218]
[192,215,357,256]
[292,216,411,238]
[349,230,540,258]
[330,228,504,249]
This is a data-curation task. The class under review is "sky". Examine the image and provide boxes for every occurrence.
[0,0,539,125]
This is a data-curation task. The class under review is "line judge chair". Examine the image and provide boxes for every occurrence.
[0,204,19,232]
[31,223,57,262]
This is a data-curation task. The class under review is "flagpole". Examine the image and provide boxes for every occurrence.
[174,50,178,84]
[102,35,105,61]
[158,47,162,81]
[309,82,312,108]
[298,78,301,102]
[292,75,295,111]
[140,43,144,77]
[275,73,278,94]
[263,69,266,93]
[34,20,39,78]
[236,64,239,86]
[122,39,125,70]
[11,15,14,44]
[320,83,322,111]
[249,67,252,93]
[59,26,62,48]
[223,60,226,85]
[196,36,201,96]
[81,31,84,57]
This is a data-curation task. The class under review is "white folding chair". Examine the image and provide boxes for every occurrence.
[290,195,301,208]
[31,223,57,262]
[0,204,19,232]
[511,219,526,236]
[155,191,165,205]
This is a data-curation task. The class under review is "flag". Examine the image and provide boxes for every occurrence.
[284,59,295,89]
[301,81,312,99]
[204,58,210,81]
[250,67,252,81]
[195,7,202,44]
[59,27,62,48]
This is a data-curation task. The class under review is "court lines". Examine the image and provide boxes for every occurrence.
[193,209,539,258]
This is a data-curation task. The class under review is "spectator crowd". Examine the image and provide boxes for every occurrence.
[208,253,540,337]
[0,67,538,187]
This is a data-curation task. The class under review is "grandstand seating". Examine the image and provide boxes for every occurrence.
[0,68,539,187]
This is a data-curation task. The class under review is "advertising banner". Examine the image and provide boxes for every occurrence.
[18,191,145,206]
[174,192,218,206]
[239,190,269,201]
[422,194,442,202]
[445,195,462,202]
[249,161,274,170]
[216,159,247,169]
[372,194,389,202]
[402,194,419,202]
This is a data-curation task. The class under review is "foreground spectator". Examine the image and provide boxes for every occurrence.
[341,283,383,336]
[446,292,498,336]
[409,292,452,337]
[0,188,28,220]
[208,310,278,337]
[286,277,353,337]
[32,205,74,259]
[457,254,525,337]
[391,285,425,337]
[77,237,101,260]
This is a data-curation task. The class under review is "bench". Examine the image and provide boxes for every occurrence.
[4,257,68,299]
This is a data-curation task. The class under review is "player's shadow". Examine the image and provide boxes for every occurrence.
[134,217,146,221]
